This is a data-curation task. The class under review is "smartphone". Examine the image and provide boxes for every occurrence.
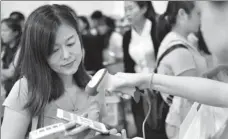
[57,109,109,134]
[29,123,66,139]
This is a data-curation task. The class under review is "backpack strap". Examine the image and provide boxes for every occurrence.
[156,44,188,69]
[155,44,188,104]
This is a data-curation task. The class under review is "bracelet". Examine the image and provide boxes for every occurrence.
[149,73,154,90]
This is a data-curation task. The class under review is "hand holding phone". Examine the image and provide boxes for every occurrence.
[57,109,109,134]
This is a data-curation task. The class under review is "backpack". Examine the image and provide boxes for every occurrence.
[144,43,188,131]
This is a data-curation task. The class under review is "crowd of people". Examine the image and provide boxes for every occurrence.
[1,1,228,139]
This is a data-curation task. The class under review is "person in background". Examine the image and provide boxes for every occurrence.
[90,10,104,36]
[9,11,25,28]
[78,16,91,36]
[109,1,228,139]
[79,14,105,74]
[122,1,162,138]
[97,16,123,68]
[1,4,121,139]
[156,1,207,139]
[1,18,22,98]
[105,17,123,63]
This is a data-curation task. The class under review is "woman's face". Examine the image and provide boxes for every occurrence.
[198,2,228,62]
[1,22,17,44]
[48,23,82,76]
[124,1,146,25]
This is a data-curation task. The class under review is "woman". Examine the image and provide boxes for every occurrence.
[100,16,123,74]
[122,1,161,138]
[155,2,207,138]
[1,4,108,139]
[110,1,228,139]
[1,18,21,98]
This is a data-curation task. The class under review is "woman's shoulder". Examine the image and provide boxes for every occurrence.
[158,33,189,57]
[4,77,29,103]
[3,77,30,115]
[15,77,29,90]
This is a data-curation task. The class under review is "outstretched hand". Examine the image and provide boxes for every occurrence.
[108,72,152,93]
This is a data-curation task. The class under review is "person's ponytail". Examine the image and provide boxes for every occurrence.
[145,1,157,22]
[156,12,172,44]
[135,1,157,22]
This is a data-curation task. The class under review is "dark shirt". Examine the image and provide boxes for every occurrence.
[82,34,104,72]
[2,44,18,69]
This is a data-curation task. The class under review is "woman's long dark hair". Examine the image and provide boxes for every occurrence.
[197,30,211,55]
[15,4,91,117]
[156,1,195,43]
[135,1,157,22]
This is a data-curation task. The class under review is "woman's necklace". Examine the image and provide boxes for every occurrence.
[53,85,79,112]
[66,86,79,112]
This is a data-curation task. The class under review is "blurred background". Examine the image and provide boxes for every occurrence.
[1,1,167,18]
[1,1,168,138]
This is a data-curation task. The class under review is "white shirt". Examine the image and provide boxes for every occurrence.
[129,19,155,73]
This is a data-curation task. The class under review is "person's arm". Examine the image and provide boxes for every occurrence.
[111,72,228,108]
[1,78,31,139]
[1,63,15,81]
[1,107,30,139]
[152,74,228,107]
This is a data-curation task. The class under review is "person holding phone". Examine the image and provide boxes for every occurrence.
[1,4,120,139]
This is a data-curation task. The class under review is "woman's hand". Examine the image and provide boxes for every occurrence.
[109,72,153,92]
[64,121,90,137]
[96,128,128,139]
[64,113,92,138]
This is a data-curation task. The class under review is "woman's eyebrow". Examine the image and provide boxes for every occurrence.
[66,35,75,41]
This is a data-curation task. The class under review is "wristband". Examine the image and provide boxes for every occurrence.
[149,73,154,90]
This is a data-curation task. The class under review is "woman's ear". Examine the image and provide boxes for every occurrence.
[141,6,148,16]
[177,8,188,23]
